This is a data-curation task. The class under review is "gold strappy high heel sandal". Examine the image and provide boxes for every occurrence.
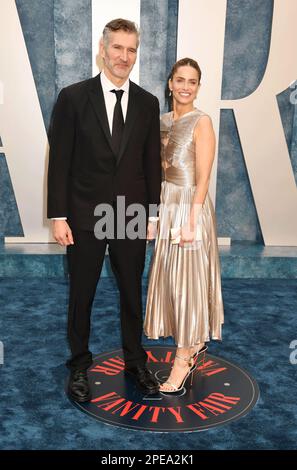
[160,353,198,394]
[191,344,208,367]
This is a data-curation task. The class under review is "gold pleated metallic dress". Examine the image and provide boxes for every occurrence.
[144,109,224,348]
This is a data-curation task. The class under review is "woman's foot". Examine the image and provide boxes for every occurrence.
[160,347,194,393]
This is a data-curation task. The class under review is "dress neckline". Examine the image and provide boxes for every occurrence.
[171,108,198,122]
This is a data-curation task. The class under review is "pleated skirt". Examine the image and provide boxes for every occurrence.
[144,181,224,347]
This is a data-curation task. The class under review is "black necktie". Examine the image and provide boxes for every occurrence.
[110,89,124,156]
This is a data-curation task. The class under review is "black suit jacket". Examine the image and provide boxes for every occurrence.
[47,73,161,230]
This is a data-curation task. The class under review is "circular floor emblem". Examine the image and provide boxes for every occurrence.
[67,346,260,432]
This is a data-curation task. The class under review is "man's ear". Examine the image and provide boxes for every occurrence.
[99,38,105,59]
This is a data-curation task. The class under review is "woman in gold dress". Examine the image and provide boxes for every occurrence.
[144,58,224,393]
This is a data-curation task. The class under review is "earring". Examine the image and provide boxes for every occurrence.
[169,90,172,96]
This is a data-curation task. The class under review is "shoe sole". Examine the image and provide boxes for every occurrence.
[140,387,160,395]
[68,391,92,403]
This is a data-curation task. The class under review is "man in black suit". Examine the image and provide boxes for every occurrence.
[48,18,161,401]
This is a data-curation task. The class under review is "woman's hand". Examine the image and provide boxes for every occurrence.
[179,223,195,247]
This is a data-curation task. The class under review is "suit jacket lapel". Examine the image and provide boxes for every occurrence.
[117,81,140,167]
[87,75,141,164]
[87,74,115,154]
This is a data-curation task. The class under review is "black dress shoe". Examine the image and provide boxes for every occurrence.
[124,365,159,394]
[68,369,91,402]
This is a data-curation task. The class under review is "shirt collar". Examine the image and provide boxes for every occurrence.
[101,69,130,94]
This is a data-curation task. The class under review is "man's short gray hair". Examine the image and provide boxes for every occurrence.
[102,18,140,48]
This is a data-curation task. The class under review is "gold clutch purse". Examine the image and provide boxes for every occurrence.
[170,227,181,244]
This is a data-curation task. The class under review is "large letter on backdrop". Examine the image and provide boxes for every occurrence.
[177,0,228,244]
[178,0,297,245]
[0,0,50,242]
[225,0,297,246]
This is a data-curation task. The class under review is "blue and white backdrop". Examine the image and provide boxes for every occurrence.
[0,0,297,245]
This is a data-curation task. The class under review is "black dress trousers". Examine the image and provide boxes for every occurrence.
[66,210,148,372]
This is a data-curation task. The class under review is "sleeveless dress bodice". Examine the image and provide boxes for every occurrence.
[161,109,201,186]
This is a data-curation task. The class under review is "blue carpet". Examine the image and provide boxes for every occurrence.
[0,277,297,449]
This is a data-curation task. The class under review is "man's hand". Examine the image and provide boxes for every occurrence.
[52,220,74,246]
[146,221,158,241]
